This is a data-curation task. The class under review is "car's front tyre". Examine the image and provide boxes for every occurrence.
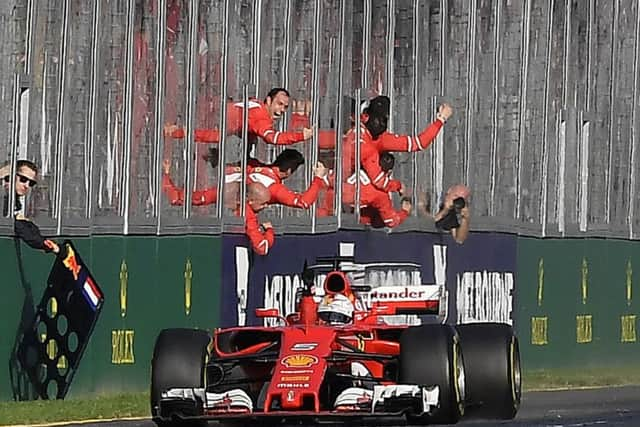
[399,324,465,425]
[455,322,521,419]
[150,328,210,427]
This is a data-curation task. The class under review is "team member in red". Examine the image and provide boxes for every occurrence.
[245,182,274,255]
[317,116,404,215]
[162,160,241,207]
[357,96,452,193]
[375,96,452,152]
[342,152,411,228]
[162,149,327,211]
[247,149,328,210]
[244,150,327,255]
[165,88,313,150]
[317,96,451,180]
[317,97,452,216]
[161,147,242,208]
[163,169,275,256]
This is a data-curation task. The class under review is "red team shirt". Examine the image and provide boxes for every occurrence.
[244,202,275,256]
[246,166,326,210]
[165,108,444,242]
[341,170,409,228]
[319,118,444,222]
[348,119,444,192]
[162,164,326,254]
[169,100,306,146]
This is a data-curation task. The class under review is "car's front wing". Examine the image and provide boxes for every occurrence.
[157,384,439,424]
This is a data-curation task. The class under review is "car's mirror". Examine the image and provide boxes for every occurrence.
[255,308,280,318]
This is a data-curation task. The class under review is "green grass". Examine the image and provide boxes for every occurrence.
[523,366,640,391]
[0,392,149,426]
[2,368,640,426]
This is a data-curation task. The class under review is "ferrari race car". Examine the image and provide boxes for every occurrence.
[151,256,521,426]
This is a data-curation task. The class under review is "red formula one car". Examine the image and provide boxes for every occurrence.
[151,256,521,426]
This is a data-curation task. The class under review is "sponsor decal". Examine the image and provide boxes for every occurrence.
[276,383,310,389]
[281,354,318,368]
[111,329,135,364]
[235,247,249,326]
[184,258,192,315]
[368,286,428,301]
[63,246,82,281]
[280,369,313,374]
[456,271,514,325]
[119,259,128,317]
[280,375,310,381]
[82,276,103,311]
[291,343,317,351]
[226,236,517,327]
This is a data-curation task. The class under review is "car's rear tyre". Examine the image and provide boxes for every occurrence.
[455,323,521,419]
[399,324,465,425]
[150,328,211,427]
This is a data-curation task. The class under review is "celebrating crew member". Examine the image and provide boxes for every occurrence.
[164,87,313,155]
[357,96,452,194]
[342,152,411,228]
[162,147,242,209]
[162,148,327,211]
[244,182,274,256]
[247,149,328,210]
[318,96,452,218]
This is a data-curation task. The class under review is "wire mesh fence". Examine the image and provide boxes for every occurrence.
[0,0,638,239]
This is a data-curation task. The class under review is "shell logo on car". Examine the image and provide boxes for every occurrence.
[281,354,319,368]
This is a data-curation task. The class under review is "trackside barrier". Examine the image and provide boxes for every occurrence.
[1,232,638,401]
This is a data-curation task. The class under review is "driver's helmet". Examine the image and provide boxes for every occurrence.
[318,294,355,325]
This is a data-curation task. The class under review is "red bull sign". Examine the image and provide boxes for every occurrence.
[62,245,82,281]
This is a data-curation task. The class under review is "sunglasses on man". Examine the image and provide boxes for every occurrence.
[3,174,37,187]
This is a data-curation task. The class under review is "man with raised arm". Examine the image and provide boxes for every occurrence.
[247,149,328,210]
[317,96,452,219]
[164,88,313,157]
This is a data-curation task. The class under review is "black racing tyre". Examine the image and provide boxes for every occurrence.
[399,324,465,425]
[455,323,521,419]
[150,328,211,427]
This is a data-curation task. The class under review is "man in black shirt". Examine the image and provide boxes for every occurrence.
[434,184,471,244]
[2,160,59,254]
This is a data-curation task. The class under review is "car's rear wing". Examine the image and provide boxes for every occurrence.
[357,284,449,325]
[305,255,449,324]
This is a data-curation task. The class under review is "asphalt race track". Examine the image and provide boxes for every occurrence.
[58,385,640,427]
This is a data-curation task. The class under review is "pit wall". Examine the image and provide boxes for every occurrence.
[0,235,222,401]
[517,237,639,369]
[0,231,638,400]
